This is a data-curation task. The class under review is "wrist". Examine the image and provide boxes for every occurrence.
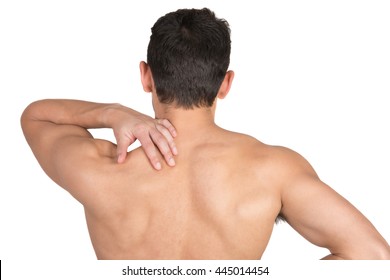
[101,103,123,128]
[101,103,141,129]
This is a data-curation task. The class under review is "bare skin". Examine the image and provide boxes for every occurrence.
[21,65,390,260]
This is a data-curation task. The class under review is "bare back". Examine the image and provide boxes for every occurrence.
[22,99,390,260]
[84,129,282,259]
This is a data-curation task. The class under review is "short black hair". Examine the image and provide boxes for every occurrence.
[147,8,231,109]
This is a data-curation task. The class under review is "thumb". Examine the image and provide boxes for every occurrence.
[116,136,134,163]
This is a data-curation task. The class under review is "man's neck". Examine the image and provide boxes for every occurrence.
[154,105,219,143]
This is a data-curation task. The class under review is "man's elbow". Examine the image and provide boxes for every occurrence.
[21,101,40,125]
[21,102,34,132]
[21,100,47,131]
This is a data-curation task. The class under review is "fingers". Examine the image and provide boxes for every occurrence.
[115,117,178,170]
[157,119,177,138]
[136,131,164,170]
[149,128,176,167]
[155,123,178,156]
[116,135,134,164]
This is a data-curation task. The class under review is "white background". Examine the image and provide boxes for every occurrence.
[1,0,389,278]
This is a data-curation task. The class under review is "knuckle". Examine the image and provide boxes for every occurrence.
[134,122,147,131]
[154,134,166,144]
[141,139,154,149]
[134,125,149,137]
[155,123,164,131]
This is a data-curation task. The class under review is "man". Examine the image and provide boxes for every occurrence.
[21,8,390,259]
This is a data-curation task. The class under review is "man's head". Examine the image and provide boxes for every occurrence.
[141,8,233,110]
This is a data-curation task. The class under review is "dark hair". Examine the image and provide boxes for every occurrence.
[147,8,231,109]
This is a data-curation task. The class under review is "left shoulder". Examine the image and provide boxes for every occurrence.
[265,145,317,176]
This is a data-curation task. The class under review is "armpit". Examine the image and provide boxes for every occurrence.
[275,213,286,224]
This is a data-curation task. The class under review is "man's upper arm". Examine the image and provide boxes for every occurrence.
[278,149,390,259]
[21,113,115,203]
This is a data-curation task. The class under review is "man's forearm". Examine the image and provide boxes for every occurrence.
[23,99,121,129]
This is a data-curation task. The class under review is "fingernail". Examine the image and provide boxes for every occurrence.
[173,146,178,155]
[155,162,162,170]
[169,157,175,166]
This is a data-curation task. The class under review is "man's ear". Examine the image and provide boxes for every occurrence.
[140,61,154,93]
[217,70,234,99]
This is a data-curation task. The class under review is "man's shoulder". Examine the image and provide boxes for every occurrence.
[220,130,284,156]
[256,144,318,186]
[224,131,315,176]
[219,129,264,148]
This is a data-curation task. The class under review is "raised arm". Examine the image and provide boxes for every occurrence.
[21,99,177,169]
[21,99,178,203]
[277,148,390,259]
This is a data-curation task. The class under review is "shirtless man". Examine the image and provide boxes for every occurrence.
[21,8,390,260]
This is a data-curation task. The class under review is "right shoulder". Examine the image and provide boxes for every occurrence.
[236,136,318,189]
[221,130,317,174]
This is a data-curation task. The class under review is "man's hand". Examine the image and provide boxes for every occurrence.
[107,104,178,169]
